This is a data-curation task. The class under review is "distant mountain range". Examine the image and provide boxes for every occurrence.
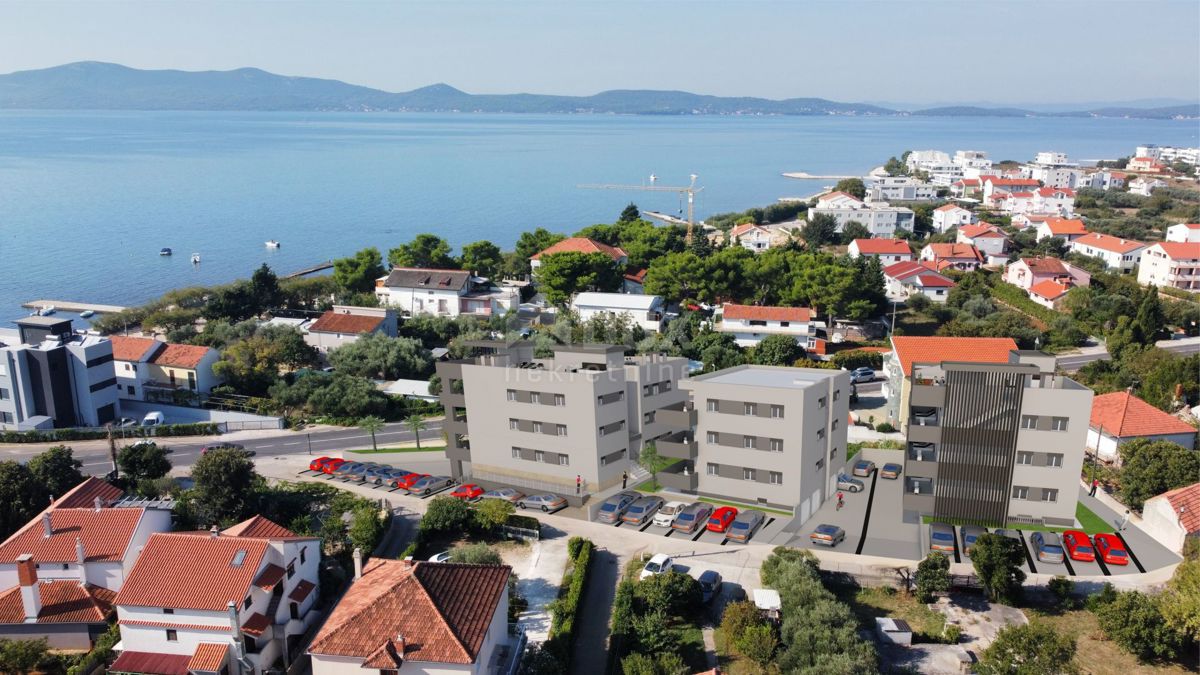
[1,62,1196,119]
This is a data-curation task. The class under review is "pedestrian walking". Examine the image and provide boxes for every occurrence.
[1119,509,1131,531]
[1089,478,1099,497]
[576,474,581,495]
[622,471,628,489]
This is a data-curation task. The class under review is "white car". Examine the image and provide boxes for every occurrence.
[639,553,674,581]
[428,551,452,563]
[653,501,687,528]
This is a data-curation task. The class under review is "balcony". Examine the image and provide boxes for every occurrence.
[656,431,697,460]
[658,461,698,492]
[656,401,696,430]
[910,407,939,427]
[905,476,934,496]
[908,442,937,462]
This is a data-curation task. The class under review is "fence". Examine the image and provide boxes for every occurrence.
[221,419,286,432]
[466,469,591,498]
[501,524,541,542]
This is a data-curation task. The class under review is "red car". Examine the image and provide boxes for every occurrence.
[1092,533,1129,566]
[391,472,429,491]
[1061,530,1095,562]
[451,484,484,501]
[706,506,738,533]
[309,457,335,472]
[320,458,346,474]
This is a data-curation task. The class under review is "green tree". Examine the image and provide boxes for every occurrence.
[534,251,621,305]
[0,637,51,675]
[883,156,907,176]
[619,202,641,223]
[970,533,1026,603]
[117,442,172,484]
[976,622,1077,675]
[421,496,471,533]
[333,247,386,294]
[249,263,283,310]
[643,252,705,302]
[1160,559,1200,643]
[832,178,867,200]
[203,283,260,322]
[914,552,951,602]
[474,498,515,532]
[27,446,83,499]
[631,607,676,653]
[1131,288,1165,345]
[839,220,872,244]
[720,599,766,646]
[636,444,670,491]
[1117,438,1200,510]
[404,414,427,449]
[328,333,432,380]
[388,233,456,269]
[0,462,47,540]
[751,334,804,366]
[450,542,503,565]
[459,240,504,279]
[621,652,687,675]
[189,447,261,525]
[347,506,384,554]
[319,511,349,556]
[357,416,385,451]
[737,624,779,673]
[1095,590,1182,661]
[635,571,702,617]
[506,228,566,278]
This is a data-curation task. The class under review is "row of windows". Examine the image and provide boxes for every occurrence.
[508,418,568,436]
[706,400,786,417]
[1012,486,1059,502]
[506,390,567,406]
[706,463,784,484]
[642,380,673,397]
[511,447,571,466]
[706,432,785,452]
[1020,415,1070,431]
[599,420,626,436]
[598,391,626,405]
[1016,451,1063,467]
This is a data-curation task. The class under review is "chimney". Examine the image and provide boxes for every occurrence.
[75,537,92,586]
[94,496,103,512]
[15,554,40,622]
[42,513,52,539]
[227,601,239,634]
[352,548,363,580]
[210,525,221,538]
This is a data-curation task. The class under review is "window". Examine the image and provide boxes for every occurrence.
[1016,451,1033,465]
[743,468,756,481]
[512,447,522,458]
[559,455,570,466]
[707,399,718,412]
[830,446,839,459]
[707,463,718,476]
[557,424,567,437]
[707,432,718,445]
[1021,415,1038,429]
[832,419,839,431]
[0,412,12,424]
[287,562,295,579]
[166,629,178,642]
[532,421,542,433]
[1012,486,1028,500]
[770,405,784,419]
[744,402,757,416]
[163,607,174,614]
[816,458,825,470]
[509,418,519,430]
[817,428,825,440]
[643,385,653,397]
[530,392,540,404]
[770,438,783,452]
[534,450,545,463]
[743,436,756,449]
[554,394,566,406]
[1042,488,1058,502]
[1047,453,1063,467]
[506,389,516,401]
[818,396,827,409]
[1051,417,1068,431]
[243,596,252,610]
[660,381,672,392]
[643,411,655,424]
[0,388,7,400]
[833,389,841,402]
[769,471,783,485]
[300,547,306,564]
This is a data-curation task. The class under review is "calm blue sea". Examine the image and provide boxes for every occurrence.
[0,111,1196,322]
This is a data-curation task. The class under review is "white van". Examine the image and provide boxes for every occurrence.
[141,411,165,427]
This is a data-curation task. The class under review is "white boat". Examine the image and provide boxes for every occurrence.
[37,305,56,316]
[79,310,95,319]
[191,253,201,264]
[159,247,172,256]
[265,240,281,248]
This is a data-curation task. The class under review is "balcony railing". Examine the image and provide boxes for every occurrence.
[908,442,937,462]
[910,408,940,427]
[658,461,698,492]
[657,431,697,460]
[905,476,934,495]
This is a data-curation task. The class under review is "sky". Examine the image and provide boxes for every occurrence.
[0,1,1197,106]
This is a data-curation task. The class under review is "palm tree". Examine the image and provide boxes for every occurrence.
[358,415,385,451]
[404,414,427,450]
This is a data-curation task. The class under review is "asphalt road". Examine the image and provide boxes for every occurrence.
[1056,339,1200,372]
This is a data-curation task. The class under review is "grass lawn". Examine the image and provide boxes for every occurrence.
[830,583,948,641]
[671,623,709,673]
[713,627,754,675]
[920,502,1112,535]
[347,445,446,455]
[893,308,941,337]
[1074,501,1111,534]
[698,496,793,517]
[1026,607,1198,675]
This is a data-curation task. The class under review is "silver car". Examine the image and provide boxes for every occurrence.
[596,491,641,524]
[836,474,865,493]
[517,494,567,512]
[482,488,525,503]
[621,496,664,525]
[409,475,454,495]
[727,510,766,543]
[671,502,714,533]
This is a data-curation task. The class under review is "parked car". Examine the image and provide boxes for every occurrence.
[1030,532,1065,564]
[672,502,714,533]
[428,551,452,563]
[880,463,902,479]
[727,510,765,543]
[308,456,335,472]
[116,417,138,428]
[332,462,366,478]
[639,553,674,580]
[128,439,158,451]
[707,506,738,533]
[992,528,1022,542]
[836,474,864,493]
[621,496,664,524]
[850,367,876,383]
[519,494,568,512]
[343,463,380,482]
[374,468,410,485]
[320,458,346,474]
[1062,530,1095,562]
[451,484,485,501]
[596,491,641,524]
[391,472,429,491]
[481,487,525,503]
[654,501,687,528]
[852,460,876,477]
[698,570,723,603]
[409,475,454,495]
[809,524,845,547]
[929,523,956,554]
[140,411,165,427]
[1092,533,1129,566]
[960,525,987,556]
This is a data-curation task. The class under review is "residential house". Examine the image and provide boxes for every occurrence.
[1127,156,1167,174]
[1165,223,1200,243]
[1138,242,1200,292]
[883,262,955,304]
[865,176,938,202]
[1028,280,1072,309]
[729,222,773,252]
[808,192,915,237]
[999,190,1037,216]
[953,150,993,177]
[109,336,162,402]
[1069,233,1147,273]
[0,318,118,431]
[570,292,666,333]
[376,268,519,318]
[1004,257,1091,291]
[308,559,515,675]
[920,243,984,271]
[882,336,1018,428]
[1136,144,1199,166]
[109,336,224,402]
[1032,187,1076,216]
[1087,391,1197,463]
[622,268,648,294]
[847,238,913,265]
[950,178,983,200]
[981,176,1040,202]
[1129,176,1166,196]
[529,237,628,273]
[1078,170,1126,191]
[1023,152,1082,189]
[716,304,819,349]
[1141,483,1200,556]
[931,204,974,233]
[111,517,321,675]
[1035,217,1088,242]
[305,306,398,354]
[1012,212,1052,230]
[956,223,1008,260]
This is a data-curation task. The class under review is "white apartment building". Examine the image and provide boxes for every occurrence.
[809,192,915,236]
[1137,242,1200,292]
[866,176,938,202]
[981,176,1041,201]
[1023,151,1082,189]
[1165,223,1200,243]
[1136,144,1199,166]
[953,150,993,178]
[920,243,984,271]
[1077,170,1127,191]
[1069,233,1147,273]
[376,268,518,318]
[883,262,955,303]
[906,150,963,185]
[571,292,666,333]
[957,224,1008,259]
[931,204,975,233]
[1129,176,1167,196]
[716,304,818,349]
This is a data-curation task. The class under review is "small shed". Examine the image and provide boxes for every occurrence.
[752,589,782,622]
[875,617,913,646]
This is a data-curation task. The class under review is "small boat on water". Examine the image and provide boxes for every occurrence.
[159,247,173,256]
[191,253,202,264]
[265,240,281,248]
[37,305,56,316]
[79,310,96,319]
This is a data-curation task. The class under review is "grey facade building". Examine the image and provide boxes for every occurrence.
[679,366,850,516]
[435,341,688,494]
[903,351,1092,526]
[0,318,119,431]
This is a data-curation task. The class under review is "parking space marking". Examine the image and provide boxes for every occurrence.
[1062,555,1076,577]
[1016,530,1037,574]
[613,521,625,528]
[663,530,674,538]
[638,521,654,532]
[719,538,729,546]
[952,526,961,564]
[763,517,776,529]
[690,529,706,542]
[1094,555,1112,576]
[1115,532,1146,573]
[854,471,880,555]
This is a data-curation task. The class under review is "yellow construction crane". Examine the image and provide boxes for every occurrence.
[578,174,704,242]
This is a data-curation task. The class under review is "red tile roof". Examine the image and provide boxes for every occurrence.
[934,204,968,212]
[1029,279,1071,301]
[188,643,230,673]
[1020,257,1069,275]
[109,650,192,675]
[531,237,626,261]
[1037,187,1075,198]
[108,336,162,363]
[289,579,316,602]
[0,582,114,624]
[52,476,124,509]
[817,191,862,203]
[308,311,385,335]
[1158,483,1200,535]
[884,261,954,287]
[623,267,648,283]
[150,343,214,370]
[1042,218,1088,236]
[241,611,270,636]
[954,178,981,186]
[959,224,1007,239]
[923,243,983,261]
[915,273,955,288]
[730,223,769,238]
[985,177,1040,187]
[0,507,144,564]
[1153,242,1200,260]
[891,336,1018,376]
[309,560,510,665]
[851,238,912,255]
[253,564,286,590]
[223,515,296,539]
[1072,232,1146,254]
[1010,191,1035,199]
[115,533,269,611]
[721,303,813,322]
[1090,391,1196,438]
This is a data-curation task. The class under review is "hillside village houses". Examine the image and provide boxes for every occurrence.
[882,261,955,304]
[905,149,992,185]
[1165,222,1200,243]
[807,192,915,237]
[956,223,1008,260]
[1003,257,1091,291]
[1077,170,1127,191]
[981,175,1041,202]
[1087,391,1197,463]
[1035,217,1089,243]
[375,268,519,318]
[1126,156,1167,174]
[1136,144,1200,166]
[949,177,982,200]
[1068,232,1148,273]
[1022,151,1083,189]
[919,243,984,271]
[1129,176,1167,197]
[847,238,914,265]
[864,175,938,201]
[1012,212,1053,231]
[931,204,974,233]
[728,222,773,252]
[1137,242,1200,292]
[304,305,398,354]
[715,303,820,349]
[1027,279,1073,309]
[570,292,666,333]
[881,336,1018,428]
[110,336,222,401]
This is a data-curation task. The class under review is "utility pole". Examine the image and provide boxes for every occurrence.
[307,433,312,455]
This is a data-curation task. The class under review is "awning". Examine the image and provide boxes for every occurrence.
[288,579,316,603]
[241,612,270,637]
[253,563,286,589]
[108,651,191,675]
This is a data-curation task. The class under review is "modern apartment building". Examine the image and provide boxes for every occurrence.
[679,366,849,518]
[1137,242,1200,292]
[0,317,118,431]
[901,351,1092,526]
[435,341,689,495]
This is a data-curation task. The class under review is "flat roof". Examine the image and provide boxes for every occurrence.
[688,365,839,389]
[552,343,625,354]
[14,316,72,328]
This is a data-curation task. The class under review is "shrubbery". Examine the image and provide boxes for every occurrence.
[0,422,219,444]
[535,537,594,670]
